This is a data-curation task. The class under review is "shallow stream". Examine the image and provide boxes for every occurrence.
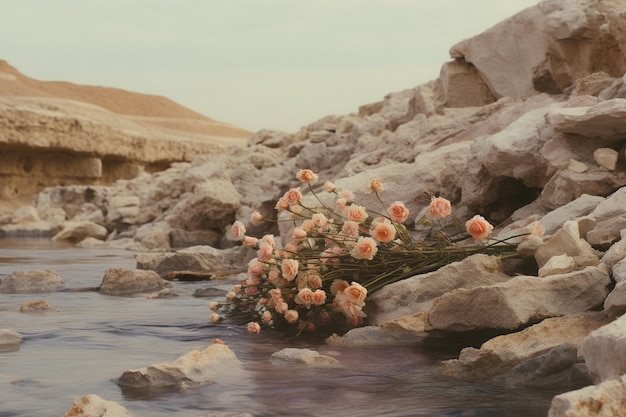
[0,238,561,417]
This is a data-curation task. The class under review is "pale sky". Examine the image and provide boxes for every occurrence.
[0,1,540,133]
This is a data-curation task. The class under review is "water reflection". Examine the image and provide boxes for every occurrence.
[0,239,560,417]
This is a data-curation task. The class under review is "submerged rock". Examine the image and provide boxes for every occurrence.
[0,328,22,346]
[270,348,339,366]
[61,394,134,417]
[0,269,66,293]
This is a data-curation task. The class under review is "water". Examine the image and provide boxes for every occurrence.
[0,238,560,417]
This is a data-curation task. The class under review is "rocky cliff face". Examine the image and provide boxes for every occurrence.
[0,60,252,208]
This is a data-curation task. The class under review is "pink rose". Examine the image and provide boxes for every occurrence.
[281,258,299,281]
[324,181,335,192]
[429,197,452,219]
[339,189,355,201]
[231,221,246,240]
[275,197,289,211]
[209,313,222,323]
[296,169,318,184]
[465,215,494,240]
[388,201,409,223]
[261,311,273,324]
[247,258,263,276]
[369,178,384,192]
[370,220,396,243]
[343,281,367,307]
[295,288,315,308]
[251,211,263,223]
[341,220,360,238]
[347,205,369,224]
[307,271,323,289]
[261,234,276,249]
[257,242,274,261]
[330,279,349,295]
[350,236,378,260]
[282,188,303,206]
[284,309,299,324]
[312,213,329,228]
[247,322,261,334]
[312,289,327,305]
[292,227,308,241]
[268,269,280,283]
[242,236,258,248]
[275,301,288,314]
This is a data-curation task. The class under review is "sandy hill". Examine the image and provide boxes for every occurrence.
[0,59,252,139]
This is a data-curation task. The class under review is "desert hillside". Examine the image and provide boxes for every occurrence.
[0,60,253,208]
[0,59,252,138]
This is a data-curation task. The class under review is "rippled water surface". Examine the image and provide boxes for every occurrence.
[0,238,561,417]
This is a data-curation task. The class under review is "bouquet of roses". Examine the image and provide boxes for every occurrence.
[216,169,523,335]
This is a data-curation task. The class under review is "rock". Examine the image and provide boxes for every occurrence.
[534,225,599,270]
[570,71,616,97]
[586,215,626,248]
[19,300,59,312]
[449,0,626,99]
[538,254,576,277]
[548,375,626,417]
[106,195,140,225]
[552,99,626,142]
[425,266,610,332]
[11,205,39,223]
[437,59,496,108]
[366,254,510,325]
[604,281,626,318]
[61,394,134,417]
[538,194,605,236]
[165,179,242,232]
[270,348,339,366]
[594,148,619,170]
[579,313,626,384]
[136,246,248,280]
[499,344,591,389]
[52,220,108,243]
[589,186,626,222]
[117,343,241,389]
[0,328,22,345]
[133,222,171,251]
[439,312,609,381]
[0,269,66,293]
[99,268,170,296]
[329,313,428,345]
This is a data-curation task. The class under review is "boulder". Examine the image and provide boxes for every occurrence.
[366,254,510,325]
[99,268,170,296]
[270,348,339,366]
[425,266,610,332]
[0,328,22,345]
[165,179,242,232]
[0,269,66,293]
[548,375,626,417]
[439,312,610,381]
[52,220,108,243]
[579,313,626,384]
[586,215,626,248]
[61,394,134,417]
[117,343,241,389]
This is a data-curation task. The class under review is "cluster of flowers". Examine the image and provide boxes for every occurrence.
[219,169,518,335]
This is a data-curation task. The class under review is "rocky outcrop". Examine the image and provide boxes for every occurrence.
[0,60,251,206]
